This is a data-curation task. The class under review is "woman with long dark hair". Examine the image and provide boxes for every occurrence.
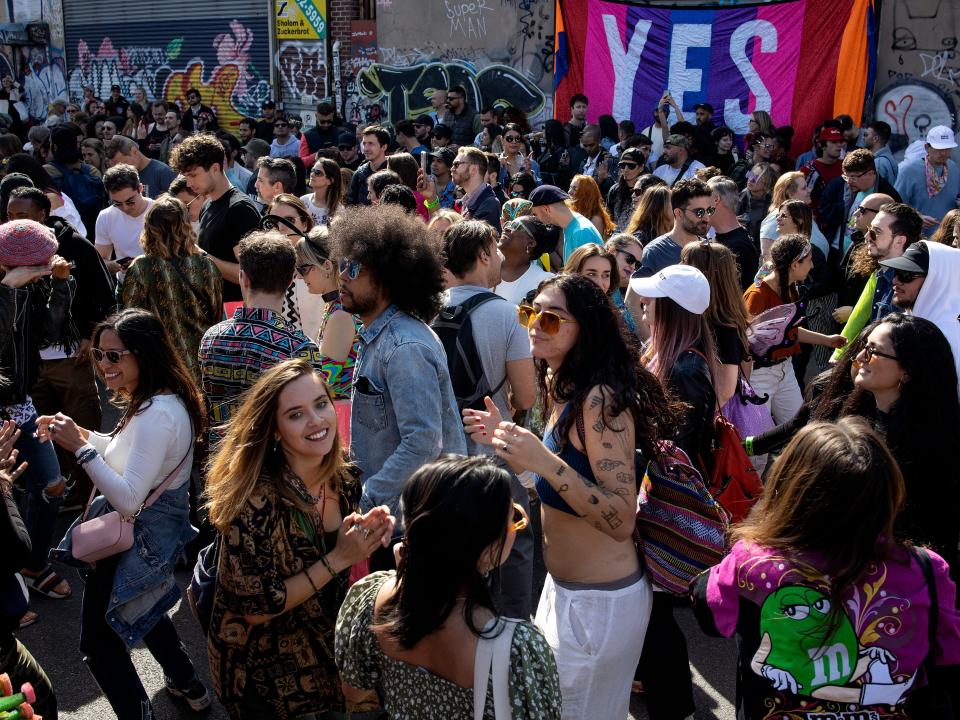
[464,273,680,719]
[300,156,342,226]
[205,359,393,719]
[40,309,210,718]
[693,417,960,719]
[563,242,617,296]
[744,234,846,425]
[336,455,562,718]
[499,123,541,186]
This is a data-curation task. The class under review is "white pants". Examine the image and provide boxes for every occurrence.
[535,571,652,720]
[749,361,803,425]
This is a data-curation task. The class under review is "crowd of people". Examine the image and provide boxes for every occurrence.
[0,79,958,720]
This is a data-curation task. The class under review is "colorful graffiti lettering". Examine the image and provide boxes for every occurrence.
[67,19,270,130]
[357,61,544,124]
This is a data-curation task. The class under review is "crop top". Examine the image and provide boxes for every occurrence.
[533,405,597,516]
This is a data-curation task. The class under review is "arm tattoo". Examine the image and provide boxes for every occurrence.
[596,459,626,471]
[602,442,613,449]
[615,472,632,485]
[589,395,602,409]
[588,494,599,504]
[591,419,604,434]
[558,483,569,493]
[556,465,565,476]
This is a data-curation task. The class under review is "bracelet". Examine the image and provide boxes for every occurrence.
[424,197,440,210]
[304,567,320,595]
[743,436,755,457]
[76,447,98,466]
[319,554,340,582]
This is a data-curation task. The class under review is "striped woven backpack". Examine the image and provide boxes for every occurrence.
[635,442,729,595]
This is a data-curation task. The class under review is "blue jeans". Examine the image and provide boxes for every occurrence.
[14,413,64,572]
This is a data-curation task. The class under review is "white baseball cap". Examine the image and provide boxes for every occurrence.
[926,125,957,150]
[629,264,710,315]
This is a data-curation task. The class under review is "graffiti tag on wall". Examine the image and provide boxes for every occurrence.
[66,18,271,130]
[356,61,544,124]
[278,41,328,106]
[875,0,959,153]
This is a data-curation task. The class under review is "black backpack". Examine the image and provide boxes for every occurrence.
[432,291,507,411]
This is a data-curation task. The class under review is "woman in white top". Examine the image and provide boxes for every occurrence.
[495,216,556,306]
[300,157,342,227]
[39,308,211,718]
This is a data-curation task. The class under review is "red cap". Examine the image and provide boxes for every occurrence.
[818,127,843,142]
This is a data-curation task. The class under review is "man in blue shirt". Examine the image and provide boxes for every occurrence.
[895,125,960,235]
[528,184,601,262]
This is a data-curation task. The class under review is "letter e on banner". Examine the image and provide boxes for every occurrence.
[668,24,712,118]
[724,20,777,134]
[603,14,650,122]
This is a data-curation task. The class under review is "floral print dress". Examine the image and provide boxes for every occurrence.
[335,571,563,719]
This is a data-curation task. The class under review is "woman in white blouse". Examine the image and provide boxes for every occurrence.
[38,308,211,719]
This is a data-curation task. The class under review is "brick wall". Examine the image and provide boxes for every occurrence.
[328,0,361,68]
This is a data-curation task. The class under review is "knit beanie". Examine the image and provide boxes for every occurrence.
[0,219,57,267]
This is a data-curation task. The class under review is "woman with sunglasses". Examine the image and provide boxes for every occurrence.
[480,122,503,153]
[464,273,680,719]
[625,183,671,248]
[40,308,212,718]
[693,416,960,720]
[336,455,562,719]
[498,123,541,187]
[120,194,222,380]
[605,233,643,332]
[294,228,361,401]
[494,216,556,305]
[606,148,648,231]
[206,359,394,719]
[300,157,342,227]
[759,170,829,262]
[744,234,846,425]
[264,194,324,339]
[507,171,537,200]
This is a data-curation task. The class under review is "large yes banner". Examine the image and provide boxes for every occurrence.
[556,0,873,147]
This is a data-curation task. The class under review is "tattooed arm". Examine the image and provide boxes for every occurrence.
[506,387,637,542]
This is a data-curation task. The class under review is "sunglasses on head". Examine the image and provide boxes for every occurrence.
[517,304,577,335]
[893,269,924,283]
[685,206,716,218]
[260,214,307,238]
[92,348,131,364]
[339,258,362,280]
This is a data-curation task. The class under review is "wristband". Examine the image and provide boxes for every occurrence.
[320,554,340,582]
[424,197,440,210]
[304,567,320,595]
[75,444,98,466]
[743,436,755,457]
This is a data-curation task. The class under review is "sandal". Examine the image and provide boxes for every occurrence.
[21,567,72,599]
[18,611,38,629]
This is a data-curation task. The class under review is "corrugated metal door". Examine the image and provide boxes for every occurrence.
[63,0,272,129]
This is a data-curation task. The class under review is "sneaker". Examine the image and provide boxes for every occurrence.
[165,675,211,711]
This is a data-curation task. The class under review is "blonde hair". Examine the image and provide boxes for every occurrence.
[563,243,618,296]
[427,209,463,234]
[268,193,315,231]
[205,359,347,532]
[769,171,805,213]
[139,194,196,258]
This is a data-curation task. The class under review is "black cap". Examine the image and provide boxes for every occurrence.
[429,146,457,166]
[262,100,276,109]
[619,148,646,165]
[337,132,356,146]
[529,185,570,207]
[412,115,434,128]
[694,103,714,114]
[879,242,930,275]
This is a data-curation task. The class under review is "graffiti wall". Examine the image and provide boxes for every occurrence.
[874,0,960,154]
[66,17,271,130]
[275,0,328,115]
[339,0,554,126]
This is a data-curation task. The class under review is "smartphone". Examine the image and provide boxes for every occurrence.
[420,150,428,174]
[116,257,133,269]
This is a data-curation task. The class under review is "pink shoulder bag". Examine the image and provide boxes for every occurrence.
[72,448,192,563]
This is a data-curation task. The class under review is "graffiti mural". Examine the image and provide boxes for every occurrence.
[340,0,553,125]
[357,61,545,125]
[875,0,960,153]
[278,41,328,107]
[66,18,271,130]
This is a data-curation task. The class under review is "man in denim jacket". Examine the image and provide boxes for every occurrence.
[334,204,465,568]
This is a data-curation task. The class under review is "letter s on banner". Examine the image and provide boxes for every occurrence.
[724,20,777,134]
[603,14,651,123]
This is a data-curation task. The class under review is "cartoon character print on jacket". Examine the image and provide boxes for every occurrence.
[752,585,916,707]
